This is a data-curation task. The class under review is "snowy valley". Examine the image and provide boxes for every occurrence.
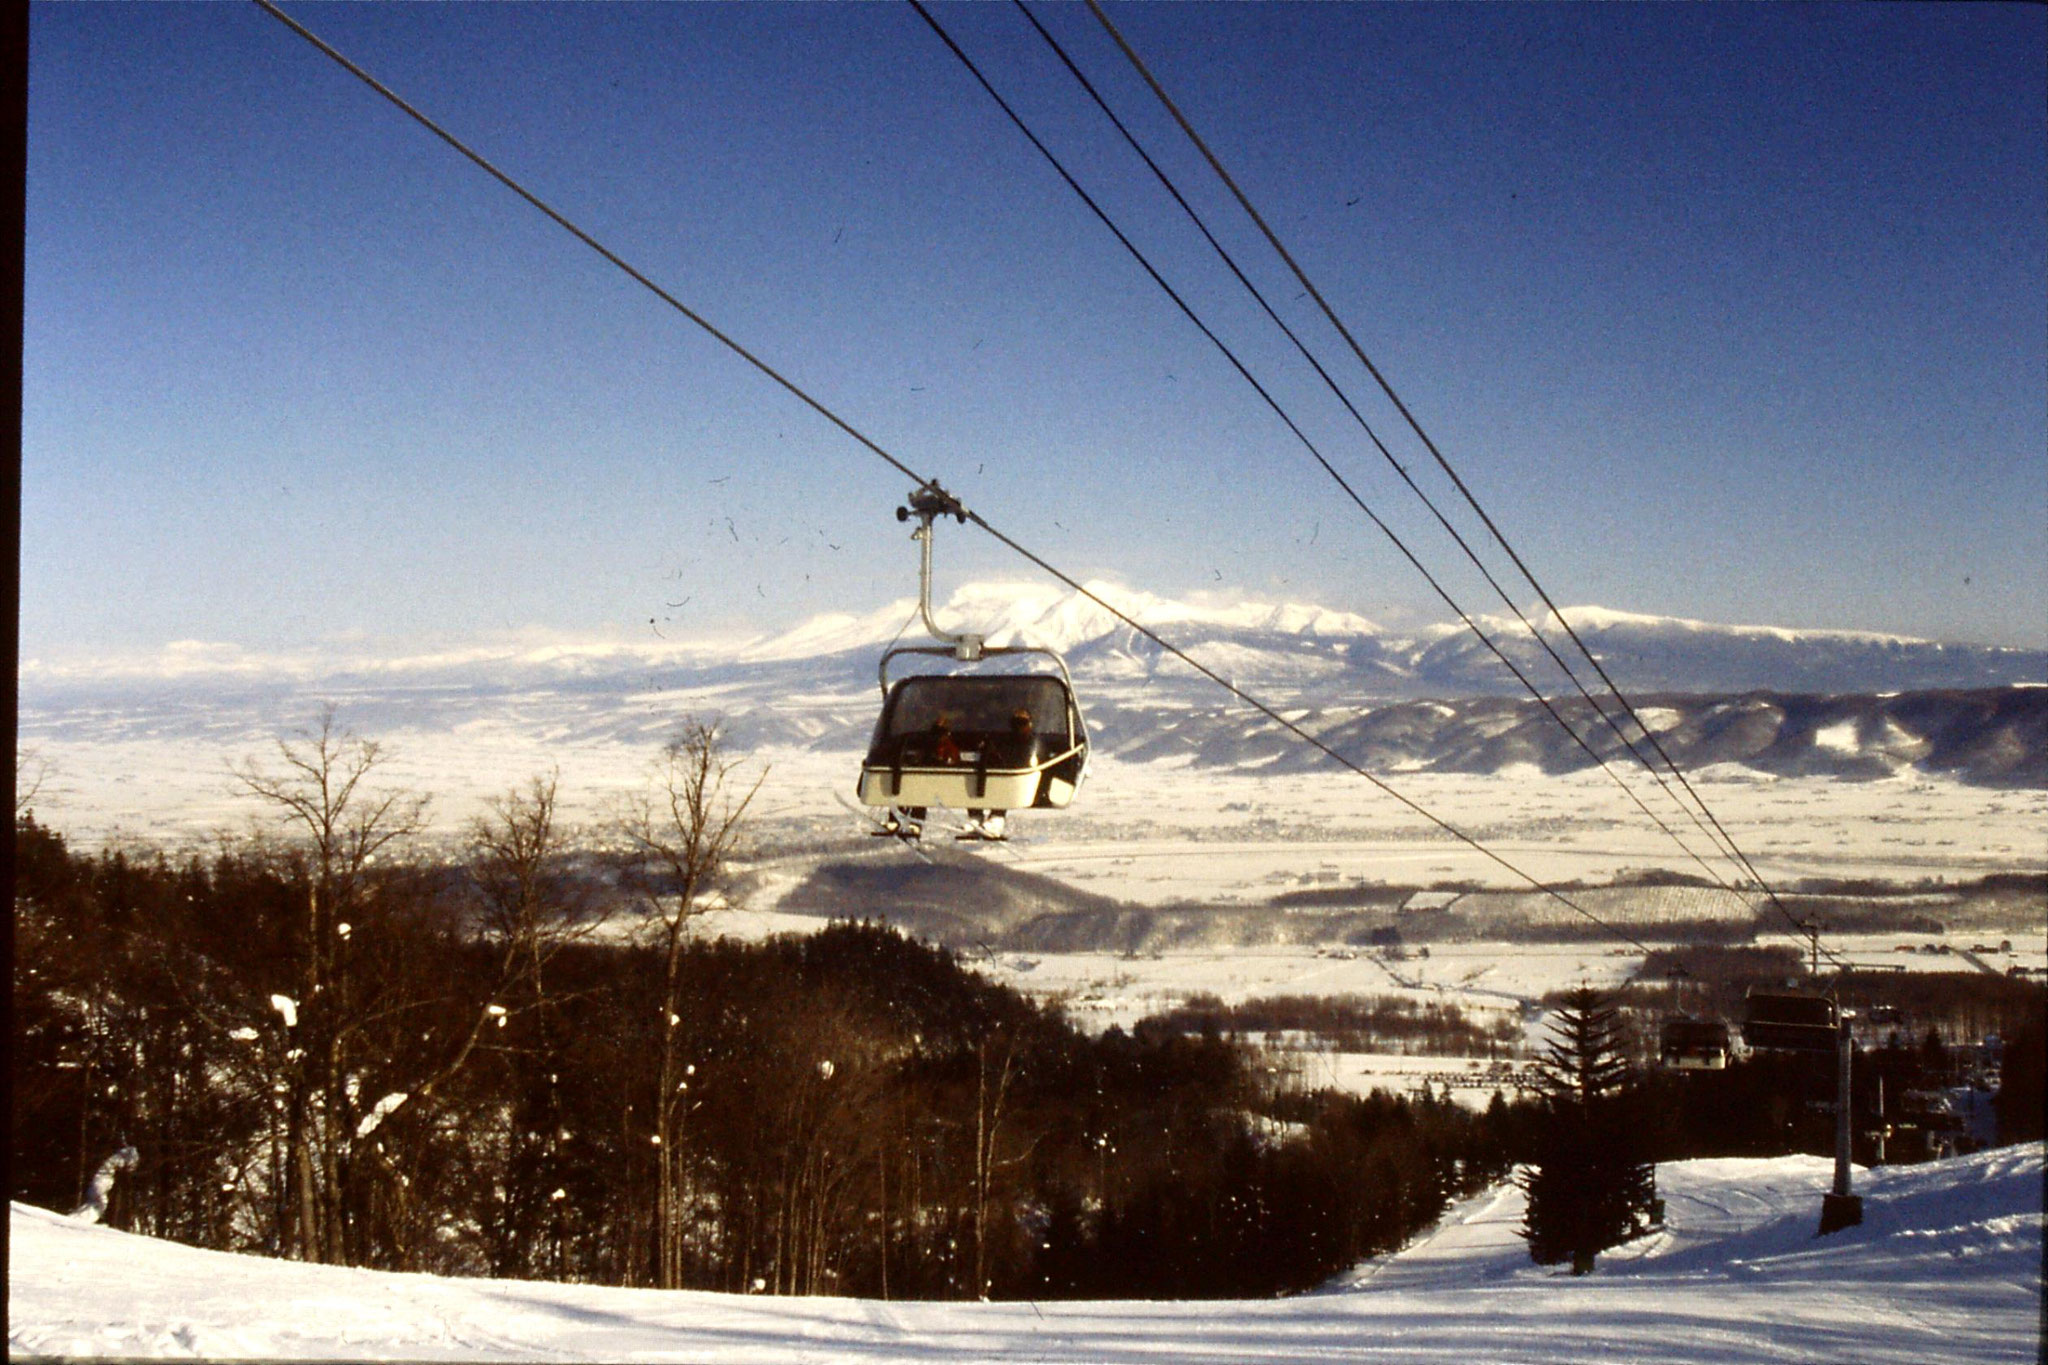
[13,586,2044,1361]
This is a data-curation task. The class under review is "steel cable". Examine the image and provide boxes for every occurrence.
[252,0,1660,955]
[995,0,1748,893]
[1080,0,1843,971]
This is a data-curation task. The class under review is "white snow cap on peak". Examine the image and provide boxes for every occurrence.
[1411,604,1939,648]
[1533,604,1928,646]
[733,597,924,663]
[737,580,1384,660]
[953,580,1384,651]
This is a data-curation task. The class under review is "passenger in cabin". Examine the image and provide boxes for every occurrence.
[1001,707,1036,765]
[932,715,961,765]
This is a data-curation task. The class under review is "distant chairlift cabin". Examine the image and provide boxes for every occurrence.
[1739,990,1841,1054]
[856,484,1090,840]
[1658,1015,1732,1070]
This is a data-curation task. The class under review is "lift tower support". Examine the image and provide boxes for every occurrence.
[1819,1010,1863,1235]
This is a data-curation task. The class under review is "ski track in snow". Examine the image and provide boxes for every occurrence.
[10,1145,2041,1363]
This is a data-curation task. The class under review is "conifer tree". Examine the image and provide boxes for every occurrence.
[1519,986,1657,1274]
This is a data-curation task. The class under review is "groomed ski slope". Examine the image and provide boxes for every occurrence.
[10,1145,2040,1363]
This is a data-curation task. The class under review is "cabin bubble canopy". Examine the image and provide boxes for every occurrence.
[1740,989,1841,1053]
[1659,1015,1732,1070]
[856,485,1090,836]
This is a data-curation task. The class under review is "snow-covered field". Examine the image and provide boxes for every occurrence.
[11,1144,2040,1363]
[26,725,2042,1110]
[998,758,2048,901]
[23,734,2048,895]
[967,941,1602,1036]
[983,940,1639,1009]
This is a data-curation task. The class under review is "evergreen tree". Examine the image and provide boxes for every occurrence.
[1519,986,1658,1274]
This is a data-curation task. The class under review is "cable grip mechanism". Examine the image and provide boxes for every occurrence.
[895,483,969,526]
[895,483,981,660]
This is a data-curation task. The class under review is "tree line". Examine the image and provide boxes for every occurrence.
[1145,991,1521,1057]
[12,716,1520,1299]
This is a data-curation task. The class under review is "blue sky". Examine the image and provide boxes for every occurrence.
[22,2,2047,661]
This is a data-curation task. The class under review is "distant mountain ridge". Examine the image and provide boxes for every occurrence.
[28,581,2039,695]
[1086,686,2048,787]
[20,583,2047,786]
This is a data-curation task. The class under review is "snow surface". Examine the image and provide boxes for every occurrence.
[1814,722,1861,756]
[29,728,2042,898]
[970,941,1622,1033]
[10,1145,2040,1363]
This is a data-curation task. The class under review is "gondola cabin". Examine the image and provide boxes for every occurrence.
[858,672,1088,815]
[1658,1015,1731,1070]
[1740,990,1840,1053]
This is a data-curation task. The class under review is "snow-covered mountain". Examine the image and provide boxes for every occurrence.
[736,580,1388,663]
[1403,603,2044,697]
[724,583,2043,696]
[24,582,2042,696]
[9,1144,2041,1362]
[19,583,2047,786]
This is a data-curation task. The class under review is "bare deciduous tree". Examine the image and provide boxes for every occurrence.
[231,707,428,1264]
[470,771,596,952]
[16,744,54,816]
[620,722,762,1289]
[432,771,609,1096]
[970,1031,1033,1301]
[461,771,611,1278]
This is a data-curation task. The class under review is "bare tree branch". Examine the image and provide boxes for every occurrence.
[619,720,765,1288]
[15,744,54,816]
